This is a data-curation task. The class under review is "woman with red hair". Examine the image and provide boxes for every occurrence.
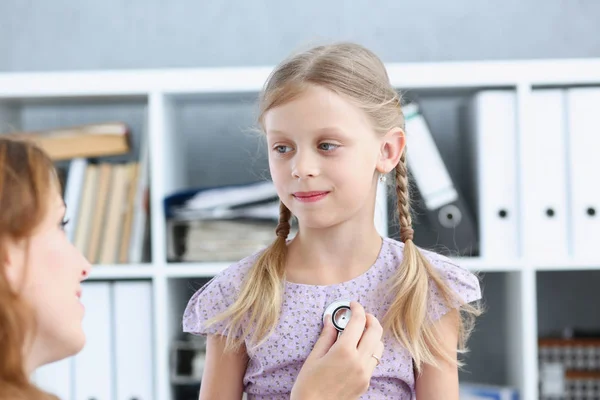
[0,137,91,399]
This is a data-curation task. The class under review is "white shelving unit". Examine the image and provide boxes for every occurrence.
[3,58,600,400]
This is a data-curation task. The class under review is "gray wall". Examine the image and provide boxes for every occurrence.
[1,0,599,72]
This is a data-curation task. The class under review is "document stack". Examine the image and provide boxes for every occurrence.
[165,181,295,262]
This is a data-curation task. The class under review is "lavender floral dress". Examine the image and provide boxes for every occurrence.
[183,237,481,399]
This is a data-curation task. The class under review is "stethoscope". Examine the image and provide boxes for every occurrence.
[322,299,382,366]
[323,299,352,339]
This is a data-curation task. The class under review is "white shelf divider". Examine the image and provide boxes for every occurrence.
[166,262,234,278]
[87,264,155,280]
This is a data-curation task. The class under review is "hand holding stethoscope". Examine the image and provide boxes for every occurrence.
[291,301,385,400]
[323,299,382,366]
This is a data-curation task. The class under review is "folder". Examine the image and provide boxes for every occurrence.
[465,91,519,259]
[566,88,600,260]
[524,90,569,258]
[113,281,155,400]
[403,102,477,255]
[73,282,114,399]
[33,358,73,399]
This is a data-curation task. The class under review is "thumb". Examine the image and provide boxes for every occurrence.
[306,315,337,362]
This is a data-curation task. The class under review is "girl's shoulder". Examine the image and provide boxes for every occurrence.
[384,237,477,281]
[384,237,482,319]
[209,249,262,291]
[182,248,264,336]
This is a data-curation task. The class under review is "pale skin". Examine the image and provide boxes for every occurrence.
[415,309,460,398]
[5,185,92,375]
[200,84,461,399]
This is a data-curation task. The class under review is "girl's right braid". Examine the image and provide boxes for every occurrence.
[395,151,414,243]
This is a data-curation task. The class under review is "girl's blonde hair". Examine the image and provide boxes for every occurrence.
[206,42,481,372]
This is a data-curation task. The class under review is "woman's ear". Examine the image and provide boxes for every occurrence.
[376,127,406,174]
[3,239,26,291]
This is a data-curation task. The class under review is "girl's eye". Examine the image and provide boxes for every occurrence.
[318,143,339,151]
[274,145,292,154]
[60,218,69,231]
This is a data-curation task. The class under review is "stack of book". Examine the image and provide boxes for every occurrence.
[7,122,131,161]
[67,158,148,264]
[165,181,295,262]
[6,122,149,264]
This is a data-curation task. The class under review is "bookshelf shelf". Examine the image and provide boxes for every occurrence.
[534,261,600,272]
[454,258,526,273]
[165,263,232,278]
[87,265,156,280]
[5,57,600,400]
[164,258,529,276]
[2,58,600,97]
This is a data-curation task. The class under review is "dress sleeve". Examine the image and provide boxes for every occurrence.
[182,261,249,338]
[426,255,482,322]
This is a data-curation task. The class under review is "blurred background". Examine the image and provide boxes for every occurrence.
[2,0,599,70]
[3,1,600,399]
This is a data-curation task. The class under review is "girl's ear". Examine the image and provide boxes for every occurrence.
[376,127,406,174]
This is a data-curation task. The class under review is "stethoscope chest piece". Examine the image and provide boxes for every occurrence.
[323,299,352,338]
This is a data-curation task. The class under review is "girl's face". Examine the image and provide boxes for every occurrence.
[6,187,92,370]
[264,84,403,231]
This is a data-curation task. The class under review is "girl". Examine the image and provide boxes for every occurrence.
[183,42,482,399]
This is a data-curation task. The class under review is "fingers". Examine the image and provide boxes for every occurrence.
[306,314,338,362]
[357,313,384,359]
[367,340,385,375]
[330,302,385,372]
[336,301,367,348]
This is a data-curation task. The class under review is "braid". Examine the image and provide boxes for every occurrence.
[207,200,292,351]
[395,151,414,243]
[275,201,291,239]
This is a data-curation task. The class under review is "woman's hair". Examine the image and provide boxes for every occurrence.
[207,42,482,371]
[0,137,60,399]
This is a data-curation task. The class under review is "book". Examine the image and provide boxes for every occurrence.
[6,122,131,161]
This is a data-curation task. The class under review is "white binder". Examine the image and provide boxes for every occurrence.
[63,158,88,242]
[33,358,73,399]
[73,282,114,399]
[467,91,520,259]
[524,89,569,258]
[567,88,600,260]
[113,281,155,400]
